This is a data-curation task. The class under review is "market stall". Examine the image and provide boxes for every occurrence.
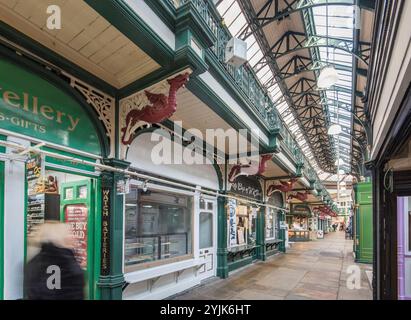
[287,204,312,242]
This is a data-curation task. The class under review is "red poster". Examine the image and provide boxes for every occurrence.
[64,204,88,269]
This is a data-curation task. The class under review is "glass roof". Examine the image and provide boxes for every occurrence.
[216,1,356,184]
[216,0,321,174]
[312,4,355,180]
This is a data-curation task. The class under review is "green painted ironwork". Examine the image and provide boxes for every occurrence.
[171,0,310,166]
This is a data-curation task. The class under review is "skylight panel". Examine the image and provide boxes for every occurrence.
[222,1,241,26]
[228,13,247,36]
[216,0,236,16]
[249,50,263,67]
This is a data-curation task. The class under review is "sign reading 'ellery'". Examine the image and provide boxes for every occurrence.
[0,88,80,133]
[0,58,101,155]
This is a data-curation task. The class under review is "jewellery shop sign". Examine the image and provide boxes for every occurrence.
[230,176,263,201]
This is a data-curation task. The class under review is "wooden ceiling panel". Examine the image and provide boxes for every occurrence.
[0,0,160,88]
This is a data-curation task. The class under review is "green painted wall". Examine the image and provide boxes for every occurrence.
[354,182,373,264]
[0,157,4,299]
[0,59,101,155]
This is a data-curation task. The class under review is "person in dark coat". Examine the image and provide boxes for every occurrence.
[25,222,85,300]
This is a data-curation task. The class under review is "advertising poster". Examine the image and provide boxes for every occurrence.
[26,153,44,236]
[65,204,88,269]
[228,199,237,246]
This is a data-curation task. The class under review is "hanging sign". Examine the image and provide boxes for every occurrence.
[228,199,237,247]
[230,176,262,201]
[0,59,101,155]
[65,204,88,269]
[101,187,111,276]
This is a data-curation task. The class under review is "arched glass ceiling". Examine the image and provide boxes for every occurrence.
[216,0,357,184]
[312,5,354,176]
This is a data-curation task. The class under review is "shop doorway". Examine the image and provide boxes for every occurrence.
[198,197,216,280]
[26,168,98,300]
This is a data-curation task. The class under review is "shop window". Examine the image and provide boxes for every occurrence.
[199,212,213,249]
[227,199,257,248]
[266,208,279,240]
[124,187,193,271]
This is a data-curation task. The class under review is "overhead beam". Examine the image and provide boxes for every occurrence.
[239,0,374,40]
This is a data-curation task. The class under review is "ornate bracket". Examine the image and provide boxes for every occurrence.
[227,154,273,183]
[119,68,192,159]
[266,178,297,198]
[66,73,116,158]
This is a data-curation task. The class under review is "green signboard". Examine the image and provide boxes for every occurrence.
[0,59,101,155]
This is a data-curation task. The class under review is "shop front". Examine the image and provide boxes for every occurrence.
[353,182,373,264]
[287,204,312,242]
[226,176,263,272]
[122,131,221,300]
[0,56,110,299]
[265,191,285,256]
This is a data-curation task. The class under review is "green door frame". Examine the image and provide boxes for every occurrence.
[59,177,101,300]
[0,159,4,300]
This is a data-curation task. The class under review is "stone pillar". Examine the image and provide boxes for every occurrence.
[216,194,228,279]
[97,159,130,300]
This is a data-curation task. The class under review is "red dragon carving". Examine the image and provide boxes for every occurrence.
[121,73,190,145]
[288,191,309,202]
[266,178,297,197]
[228,154,273,183]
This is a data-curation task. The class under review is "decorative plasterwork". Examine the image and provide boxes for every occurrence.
[119,68,192,159]
[64,72,115,158]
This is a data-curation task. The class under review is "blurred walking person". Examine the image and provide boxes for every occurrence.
[25,222,85,300]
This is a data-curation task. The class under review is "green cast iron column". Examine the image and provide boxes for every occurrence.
[97,159,130,300]
[256,207,266,260]
[216,193,228,278]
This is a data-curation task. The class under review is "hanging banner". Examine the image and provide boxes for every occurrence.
[65,204,88,269]
[228,198,237,247]
[230,176,262,201]
[101,187,111,276]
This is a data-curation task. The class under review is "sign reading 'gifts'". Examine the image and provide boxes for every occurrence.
[0,58,101,155]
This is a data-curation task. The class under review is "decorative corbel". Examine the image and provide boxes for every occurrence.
[119,68,192,159]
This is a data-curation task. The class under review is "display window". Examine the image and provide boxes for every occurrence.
[227,199,258,248]
[266,208,279,240]
[124,186,194,272]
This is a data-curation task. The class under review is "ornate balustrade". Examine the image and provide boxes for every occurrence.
[168,0,316,168]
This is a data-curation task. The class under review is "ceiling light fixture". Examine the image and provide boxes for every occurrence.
[328,123,342,135]
[317,66,339,89]
[317,0,339,89]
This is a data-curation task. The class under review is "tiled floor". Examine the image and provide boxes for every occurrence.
[171,231,373,300]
